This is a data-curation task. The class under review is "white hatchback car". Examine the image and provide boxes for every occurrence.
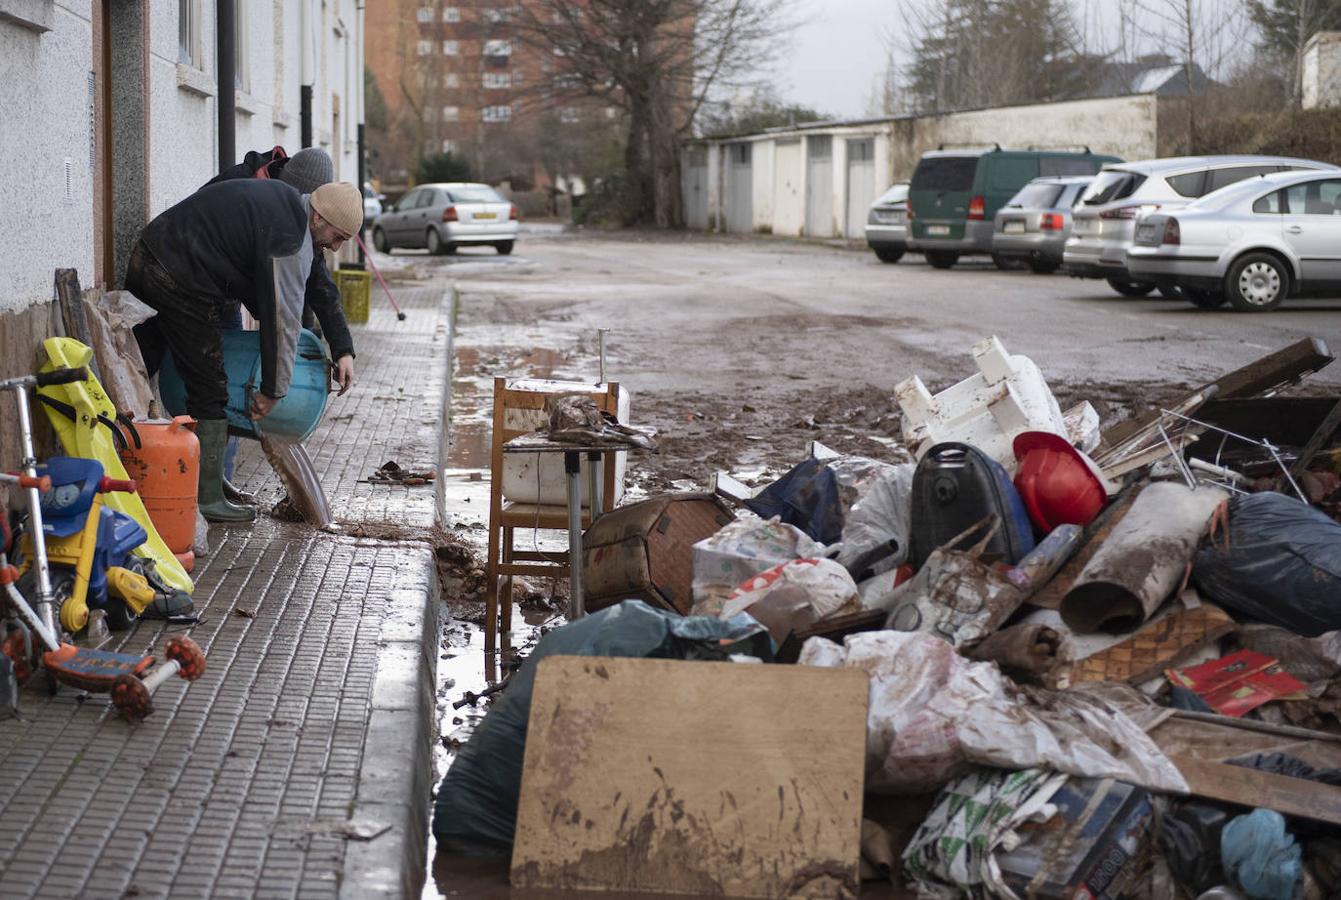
[1128,169,1341,311]
[371,182,519,255]
[1064,155,1337,297]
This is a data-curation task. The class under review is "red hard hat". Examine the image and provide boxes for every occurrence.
[1012,431,1111,531]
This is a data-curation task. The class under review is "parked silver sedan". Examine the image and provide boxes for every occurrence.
[990,176,1091,273]
[866,183,909,263]
[371,182,519,255]
[1128,169,1341,311]
[1064,155,1337,297]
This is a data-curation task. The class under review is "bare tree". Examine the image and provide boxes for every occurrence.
[1129,0,1249,151]
[510,0,795,227]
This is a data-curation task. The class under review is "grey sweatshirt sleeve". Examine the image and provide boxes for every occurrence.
[258,250,311,399]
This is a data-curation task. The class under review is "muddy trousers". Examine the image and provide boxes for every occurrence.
[126,240,230,423]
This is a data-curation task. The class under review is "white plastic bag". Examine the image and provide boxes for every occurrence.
[690,517,826,614]
[720,557,860,643]
[829,458,915,577]
[799,630,1188,795]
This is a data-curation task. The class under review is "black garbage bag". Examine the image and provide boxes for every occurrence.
[744,458,843,545]
[1192,492,1341,637]
[1159,801,1232,895]
[432,600,773,855]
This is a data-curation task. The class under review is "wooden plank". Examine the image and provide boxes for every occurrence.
[1289,398,1341,477]
[1171,754,1341,826]
[511,657,868,898]
[1099,338,1334,452]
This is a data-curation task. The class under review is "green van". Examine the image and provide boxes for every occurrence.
[907,147,1122,269]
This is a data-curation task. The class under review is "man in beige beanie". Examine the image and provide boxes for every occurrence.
[128,178,362,523]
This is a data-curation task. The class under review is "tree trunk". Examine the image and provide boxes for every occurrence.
[648,86,683,229]
[623,94,655,224]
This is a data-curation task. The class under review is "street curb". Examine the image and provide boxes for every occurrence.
[434,284,460,531]
[340,545,441,899]
[342,286,456,899]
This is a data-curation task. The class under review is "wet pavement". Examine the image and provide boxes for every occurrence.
[0,284,450,899]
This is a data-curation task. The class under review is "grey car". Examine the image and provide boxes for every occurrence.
[371,182,519,255]
[1128,169,1341,311]
[1064,155,1338,297]
[990,176,1091,273]
[866,183,909,263]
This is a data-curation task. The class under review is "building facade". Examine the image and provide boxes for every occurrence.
[365,0,612,192]
[0,0,364,406]
[683,94,1164,239]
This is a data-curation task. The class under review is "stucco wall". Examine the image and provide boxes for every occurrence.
[1303,32,1341,110]
[0,3,95,315]
[897,95,1159,180]
[1,0,366,319]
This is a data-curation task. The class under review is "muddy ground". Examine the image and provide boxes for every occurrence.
[382,229,1341,898]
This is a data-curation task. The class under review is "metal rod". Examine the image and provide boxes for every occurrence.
[3,576,60,653]
[10,384,56,636]
[588,451,603,519]
[564,451,584,620]
[136,659,182,695]
[1158,409,1307,502]
[1157,421,1197,488]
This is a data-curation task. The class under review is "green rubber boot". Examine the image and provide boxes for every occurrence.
[197,419,256,524]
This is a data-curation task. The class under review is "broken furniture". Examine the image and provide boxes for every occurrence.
[484,377,623,652]
[511,655,868,897]
[895,335,1069,473]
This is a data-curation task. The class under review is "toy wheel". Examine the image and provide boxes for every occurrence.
[1,626,37,684]
[105,598,137,631]
[164,636,206,681]
[111,673,154,722]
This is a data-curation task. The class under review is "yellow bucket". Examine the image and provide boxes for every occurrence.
[335,267,372,324]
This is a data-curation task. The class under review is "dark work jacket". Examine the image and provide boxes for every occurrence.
[205,152,356,361]
[139,179,312,400]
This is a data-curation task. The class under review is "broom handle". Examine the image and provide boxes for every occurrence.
[353,233,406,318]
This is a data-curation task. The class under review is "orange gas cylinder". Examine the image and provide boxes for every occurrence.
[119,416,199,572]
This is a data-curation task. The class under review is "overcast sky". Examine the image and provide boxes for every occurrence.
[776,0,1252,120]
[781,0,893,119]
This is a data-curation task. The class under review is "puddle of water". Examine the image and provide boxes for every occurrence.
[444,420,490,471]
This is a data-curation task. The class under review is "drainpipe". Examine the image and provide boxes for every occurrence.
[217,0,236,172]
[300,0,314,148]
[356,1,367,263]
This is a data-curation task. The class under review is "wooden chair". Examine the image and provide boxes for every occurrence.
[485,377,621,653]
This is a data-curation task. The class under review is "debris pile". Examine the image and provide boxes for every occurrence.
[437,335,1341,899]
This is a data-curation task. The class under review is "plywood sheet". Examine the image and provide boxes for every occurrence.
[511,657,869,898]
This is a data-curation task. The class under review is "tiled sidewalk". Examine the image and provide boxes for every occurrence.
[0,284,454,899]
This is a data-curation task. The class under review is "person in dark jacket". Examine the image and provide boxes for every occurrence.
[127,179,363,523]
[207,146,356,395]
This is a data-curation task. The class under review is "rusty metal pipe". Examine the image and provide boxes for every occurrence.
[1060,482,1227,634]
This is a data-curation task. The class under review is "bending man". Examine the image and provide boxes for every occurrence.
[128,179,363,523]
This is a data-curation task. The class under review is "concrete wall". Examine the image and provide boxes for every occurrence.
[1303,31,1341,110]
[686,94,1161,239]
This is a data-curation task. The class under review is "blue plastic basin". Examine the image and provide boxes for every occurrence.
[159,328,331,441]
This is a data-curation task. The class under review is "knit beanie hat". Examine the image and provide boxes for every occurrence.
[279,147,335,194]
[310,183,363,236]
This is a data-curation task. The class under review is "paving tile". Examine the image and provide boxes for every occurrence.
[0,286,448,897]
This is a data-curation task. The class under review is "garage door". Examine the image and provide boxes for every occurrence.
[726,142,753,233]
[805,135,834,237]
[845,139,875,238]
[773,139,803,236]
[684,145,709,230]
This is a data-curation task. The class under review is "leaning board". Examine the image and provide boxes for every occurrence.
[510,657,869,898]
